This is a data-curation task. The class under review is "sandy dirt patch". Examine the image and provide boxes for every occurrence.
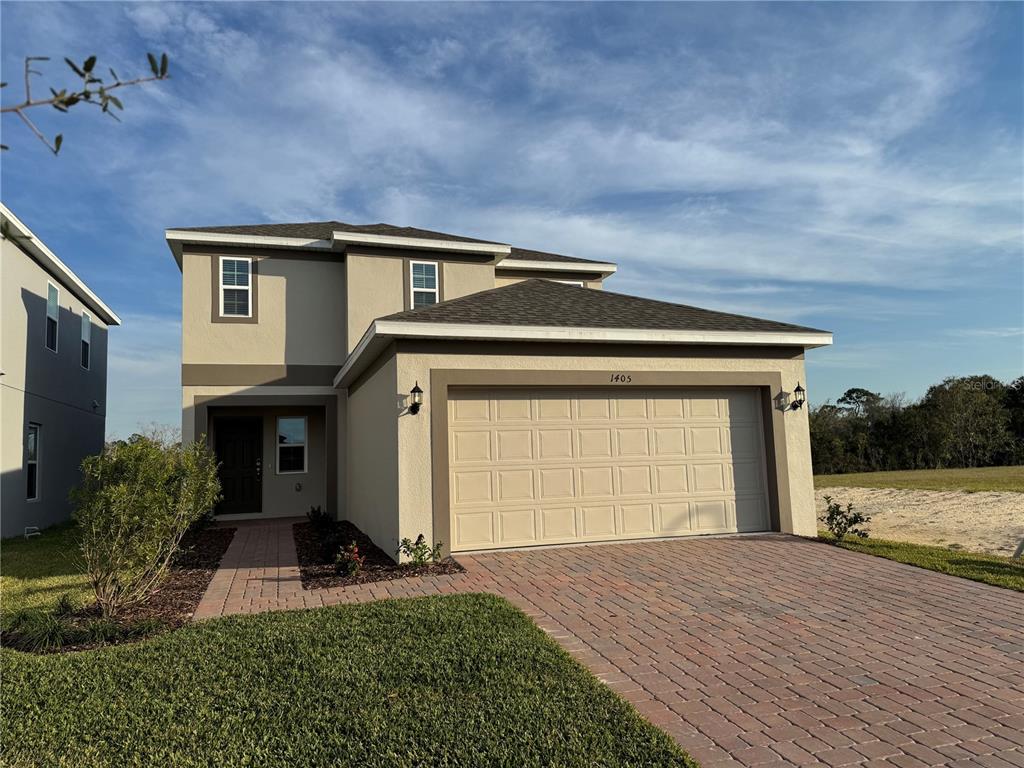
[815,487,1024,556]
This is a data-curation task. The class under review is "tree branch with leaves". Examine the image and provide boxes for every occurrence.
[1,52,170,154]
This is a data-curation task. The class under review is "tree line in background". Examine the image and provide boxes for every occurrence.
[810,375,1024,475]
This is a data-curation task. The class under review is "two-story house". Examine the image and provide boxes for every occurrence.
[168,221,831,557]
[1,203,120,538]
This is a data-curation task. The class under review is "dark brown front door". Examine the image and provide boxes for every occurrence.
[214,417,262,516]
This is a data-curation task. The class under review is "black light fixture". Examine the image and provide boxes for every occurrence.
[791,382,806,410]
[409,382,424,415]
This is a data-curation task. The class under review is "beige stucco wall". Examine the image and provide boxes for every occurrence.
[345,254,405,351]
[258,405,326,516]
[386,349,815,554]
[1,237,110,536]
[181,249,346,366]
[443,260,495,299]
[346,356,400,551]
[345,254,496,352]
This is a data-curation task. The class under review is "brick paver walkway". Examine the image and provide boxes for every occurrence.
[196,522,1024,767]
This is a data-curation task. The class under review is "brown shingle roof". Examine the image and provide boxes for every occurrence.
[380,279,829,334]
[170,221,606,264]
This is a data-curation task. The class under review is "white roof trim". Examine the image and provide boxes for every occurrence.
[497,258,618,275]
[332,230,511,256]
[1,203,121,325]
[334,319,833,387]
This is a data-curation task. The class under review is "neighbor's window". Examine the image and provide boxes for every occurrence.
[220,257,252,317]
[410,261,438,308]
[277,417,306,474]
[81,312,91,369]
[45,283,59,351]
[26,424,40,500]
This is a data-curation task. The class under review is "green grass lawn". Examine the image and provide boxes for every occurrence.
[822,533,1024,592]
[1,594,695,768]
[814,465,1024,493]
[1,524,91,624]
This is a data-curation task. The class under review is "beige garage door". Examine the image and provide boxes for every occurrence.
[447,387,771,551]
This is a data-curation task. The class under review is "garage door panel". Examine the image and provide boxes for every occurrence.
[497,470,534,502]
[453,471,492,504]
[736,496,768,531]
[579,429,613,458]
[655,465,688,494]
[452,397,490,422]
[496,397,532,421]
[618,466,653,495]
[694,500,729,530]
[499,508,537,543]
[578,397,611,420]
[496,430,533,461]
[658,501,692,533]
[732,461,764,492]
[580,466,614,497]
[582,505,616,536]
[622,503,655,534]
[689,426,723,455]
[537,397,572,421]
[653,428,686,456]
[456,511,494,548]
[541,506,577,540]
[448,387,770,551]
[539,468,575,499]
[687,394,723,419]
[652,397,684,419]
[538,429,574,460]
[615,397,648,419]
[692,463,726,492]
[616,428,650,457]
[453,430,491,463]
[727,425,760,457]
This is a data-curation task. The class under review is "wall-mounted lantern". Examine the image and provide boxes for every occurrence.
[409,382,424,415]
[775,382,807,412]
[791,382,806,410]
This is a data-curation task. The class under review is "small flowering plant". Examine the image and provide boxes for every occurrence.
[335,541,365,576]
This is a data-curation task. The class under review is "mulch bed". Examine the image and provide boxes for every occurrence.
[120,526,237,626]
[294,520,464,590]
[14,526,236,654]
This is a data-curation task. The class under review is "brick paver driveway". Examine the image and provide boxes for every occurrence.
[198,523,1024,767]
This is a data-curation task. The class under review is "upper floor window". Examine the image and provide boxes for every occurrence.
[45,282,59,351]
[220,257,252,317]
[410,261,438,308]
[81,312,91,369]
[26,423,40,501]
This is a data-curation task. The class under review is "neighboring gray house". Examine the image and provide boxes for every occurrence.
[1,203,120,538]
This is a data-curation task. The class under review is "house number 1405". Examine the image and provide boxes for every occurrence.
[610,373,632,383]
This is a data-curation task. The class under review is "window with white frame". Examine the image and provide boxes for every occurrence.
[45,283,59,351]
[220,257,252,317]
[26,424,40,500]
[277,417,306,474]
[81,312,91,369]
[410,261,438,308]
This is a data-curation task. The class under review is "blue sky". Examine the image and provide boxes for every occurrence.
[2,2,1021,438]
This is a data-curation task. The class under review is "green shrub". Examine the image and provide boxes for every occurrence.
[53,592,78,617]
[335,541,365,576]
[819,494,871,542]
[397,534,442,566]
[8,611,79,652]
[71,434,220,619]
